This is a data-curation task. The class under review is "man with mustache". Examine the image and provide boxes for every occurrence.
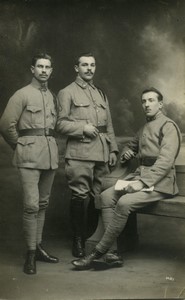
[72,87,182,270]
[0,52,59,274]
[57,53,118,258]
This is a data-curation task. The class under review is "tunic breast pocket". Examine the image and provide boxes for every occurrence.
[26,105,43,125]
[72,99,90,120]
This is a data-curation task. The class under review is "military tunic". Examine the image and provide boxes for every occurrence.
[57,76,118,161]
[57,76,118,201]
[122,111,181,195]
[0,77,58,169]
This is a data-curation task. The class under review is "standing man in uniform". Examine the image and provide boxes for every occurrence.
[72,87,182,270]
[57,53,118,258]
[0,52,59,275]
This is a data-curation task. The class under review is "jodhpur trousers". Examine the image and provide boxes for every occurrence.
[96,185,167,253]
[19,168,56,250]
[65,159,109,206]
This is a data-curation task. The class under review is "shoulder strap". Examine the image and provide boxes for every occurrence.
[159,120,181,159]
[95,86,107,102]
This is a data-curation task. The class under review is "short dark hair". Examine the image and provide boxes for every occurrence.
[75,52,95,65]
[142,87,163,101]
[31,52,53,67]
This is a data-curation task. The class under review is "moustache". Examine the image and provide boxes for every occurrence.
[85,72,94,75]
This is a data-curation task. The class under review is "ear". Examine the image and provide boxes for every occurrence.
[159,101,163,109]
[74,65,79,73]
[30,65,34,74]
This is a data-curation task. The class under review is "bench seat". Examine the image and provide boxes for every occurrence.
[86,138,185,253]
[138,195,185,219]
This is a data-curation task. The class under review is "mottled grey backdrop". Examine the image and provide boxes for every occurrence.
[0,0,185,136]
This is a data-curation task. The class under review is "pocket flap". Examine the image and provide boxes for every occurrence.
[73,98,90,107]
[17,136,35,146]
[27,105,42,113]
[100,102,106,109]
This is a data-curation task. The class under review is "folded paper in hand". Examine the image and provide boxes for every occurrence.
[114,180,154,192]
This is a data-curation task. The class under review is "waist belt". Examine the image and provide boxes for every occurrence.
[96,125,107,133]
[139,156,157,166]
[19,128,55,137]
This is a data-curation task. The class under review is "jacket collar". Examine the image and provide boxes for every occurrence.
[146,111,163,122]
[31,77,48,91]
[75,75,95,89]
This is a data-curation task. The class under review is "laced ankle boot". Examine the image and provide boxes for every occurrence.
[23,250,36,275]
[72,248,104,270]
[104,252,124,267]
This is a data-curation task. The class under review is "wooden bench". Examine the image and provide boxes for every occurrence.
[86,141,185,254]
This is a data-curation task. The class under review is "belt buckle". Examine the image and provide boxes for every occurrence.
[45,128,49,136]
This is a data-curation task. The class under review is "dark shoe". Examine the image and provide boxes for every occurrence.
[104,252,124,267]
[72,248,104,270]
[23,250,36,275]
[36,244,59,263]
[72,237,85,258]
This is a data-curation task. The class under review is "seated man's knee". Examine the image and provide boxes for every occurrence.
[115,196,132,216]
[100,186,116,208]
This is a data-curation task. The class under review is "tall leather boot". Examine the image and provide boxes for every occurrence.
[71,198,85,258]
[85,194,99,239]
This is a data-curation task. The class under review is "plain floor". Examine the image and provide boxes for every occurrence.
[1,216,185,299]
[1,137,185,300]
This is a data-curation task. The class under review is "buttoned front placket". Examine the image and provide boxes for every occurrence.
[85,84,108,161]
[40,86,55,168]
[86,85,99,125]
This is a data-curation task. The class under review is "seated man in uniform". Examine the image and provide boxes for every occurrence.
[71,87,182,270]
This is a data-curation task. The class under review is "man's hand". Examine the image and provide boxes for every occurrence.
[125,180,145,193]
[83,123,99,138]
[120,149,135,163]
[109,152,117,167]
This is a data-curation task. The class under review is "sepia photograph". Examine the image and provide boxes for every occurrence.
[0,0,185,299]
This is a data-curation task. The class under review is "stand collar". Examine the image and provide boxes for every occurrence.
[31,77,48,91]
[146,111,163,122]
[75,75,95,89]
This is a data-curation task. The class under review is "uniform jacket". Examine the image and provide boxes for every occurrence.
[57,76,118,162]
[121,111,181,195]
[0,78,58,169]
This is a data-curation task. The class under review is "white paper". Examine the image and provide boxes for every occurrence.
[114,180,154,192]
